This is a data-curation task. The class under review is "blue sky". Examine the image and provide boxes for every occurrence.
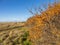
[0,0,55,22]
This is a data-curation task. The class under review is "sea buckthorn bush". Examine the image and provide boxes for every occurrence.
[25,2,60,45]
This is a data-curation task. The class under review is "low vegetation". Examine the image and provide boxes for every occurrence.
[0,22,31,45]
[0,2,60,45]
[25,2,60,45]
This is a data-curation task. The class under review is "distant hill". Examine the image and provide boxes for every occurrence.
[0,22,25,30]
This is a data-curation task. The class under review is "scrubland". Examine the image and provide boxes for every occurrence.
[0,2,60,45]
[0,22,31,45]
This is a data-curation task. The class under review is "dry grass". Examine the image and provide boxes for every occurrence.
[0,22,31,45]
[25,3,60,45]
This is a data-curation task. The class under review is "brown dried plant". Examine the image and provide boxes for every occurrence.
[25,2,60,45]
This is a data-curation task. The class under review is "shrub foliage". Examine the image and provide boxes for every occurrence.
[25,2,60,45]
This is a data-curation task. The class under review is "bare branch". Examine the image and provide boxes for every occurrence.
[27,8,34,14]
